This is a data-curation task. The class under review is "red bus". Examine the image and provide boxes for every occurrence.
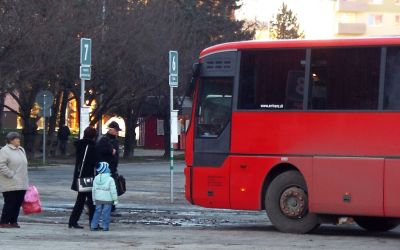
[184,37,400,233]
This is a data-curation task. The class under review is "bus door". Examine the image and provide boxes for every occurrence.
[191,51,237,208]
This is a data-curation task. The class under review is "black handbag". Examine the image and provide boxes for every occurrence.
[114,174,126,196]
[76,145,93,192]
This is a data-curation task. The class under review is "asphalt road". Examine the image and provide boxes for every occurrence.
[0,161,399,249]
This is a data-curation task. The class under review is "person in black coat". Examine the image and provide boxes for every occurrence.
[58,125,70,156]
[96,121,121,213]
[68,127,98,229]
[96,121,121,176]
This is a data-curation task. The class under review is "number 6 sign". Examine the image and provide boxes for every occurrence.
[80,38,92,66]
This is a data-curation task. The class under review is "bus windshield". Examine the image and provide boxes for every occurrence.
[196,77,233,138]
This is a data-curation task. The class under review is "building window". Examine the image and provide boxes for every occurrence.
[396,15,400,25]
[368,15,383,26]
[369,0,383,4]
[156,119,164,136]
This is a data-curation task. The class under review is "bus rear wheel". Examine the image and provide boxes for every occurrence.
[354,217,399,232]
[265,170,319,234]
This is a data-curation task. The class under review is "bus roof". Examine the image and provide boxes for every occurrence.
[200,37,400,58]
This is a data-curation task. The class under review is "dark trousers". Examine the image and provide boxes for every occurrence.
[59,140,68,155]
[68,192,94,226]
[111,172,117,213]
[1,190,26,224]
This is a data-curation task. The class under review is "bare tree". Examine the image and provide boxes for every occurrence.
[0,1,98,156]
[0,0,255,159]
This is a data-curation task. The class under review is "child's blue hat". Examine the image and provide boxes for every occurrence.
[97,162,110,174]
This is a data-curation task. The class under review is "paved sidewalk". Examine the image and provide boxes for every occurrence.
[0,222,230,250]
[132,148,184,157]
[2,221,400,250]
[32,148,184,165]
[1,159,400,250]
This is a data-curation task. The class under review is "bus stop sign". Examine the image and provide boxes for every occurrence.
[169,51,178,87]
[80,38,92,66]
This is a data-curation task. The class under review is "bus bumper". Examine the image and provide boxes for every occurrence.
[184,166,194,204]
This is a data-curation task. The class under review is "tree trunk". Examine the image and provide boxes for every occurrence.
[161,94,171,158]
[70,90,80,137]
[59,89,69,129]
[48,90,62,156]
[20,90,38,159]
[123,106,137,159]
[0,93,5,130]
[163,111,170,158]
[90,94,103,127]
[22,115,37,159]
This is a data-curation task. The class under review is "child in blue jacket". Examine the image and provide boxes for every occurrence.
[90,162,118,231]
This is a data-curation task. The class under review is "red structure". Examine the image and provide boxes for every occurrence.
[143,116,165,149]
[184,37,400,233]
[143,116,188,150]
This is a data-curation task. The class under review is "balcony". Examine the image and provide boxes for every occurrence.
[337,22,367,35]
[336,0,368,12]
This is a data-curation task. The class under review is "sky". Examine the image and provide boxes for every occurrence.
[236,0,304,22]
[236,0,337,39]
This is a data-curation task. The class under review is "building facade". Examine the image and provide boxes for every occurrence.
[334,0,400,37]
[248,0,400,39]
[2,94,19,129]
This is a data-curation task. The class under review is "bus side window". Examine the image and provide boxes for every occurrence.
[384,47,400,110]
[285,70,306,109]
[238,49,306,110]
[309,66,328,109]
[309,47,380,110]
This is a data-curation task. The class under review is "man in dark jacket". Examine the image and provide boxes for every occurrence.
[58,125,70,156]
[96,121,121,213]
[96,121,121,176]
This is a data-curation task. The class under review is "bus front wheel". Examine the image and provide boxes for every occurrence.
[354,217,399,232]
[265,170,319,234]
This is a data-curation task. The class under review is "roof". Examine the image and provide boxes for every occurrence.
[200,37,400,58]
[140,96,189,116]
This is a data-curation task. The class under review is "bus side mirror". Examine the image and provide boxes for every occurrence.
[192,62,201,78]
[186,63,201,97]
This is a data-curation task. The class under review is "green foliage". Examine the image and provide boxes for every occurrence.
[269,3,304,39]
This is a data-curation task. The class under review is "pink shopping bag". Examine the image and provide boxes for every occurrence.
[22,185,42,215]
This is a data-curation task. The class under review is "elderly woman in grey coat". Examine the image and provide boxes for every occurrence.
[0,132,29,228]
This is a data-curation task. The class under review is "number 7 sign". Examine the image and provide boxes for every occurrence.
[80,38,92,66]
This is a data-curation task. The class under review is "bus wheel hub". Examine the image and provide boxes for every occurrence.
[280,187,307,218]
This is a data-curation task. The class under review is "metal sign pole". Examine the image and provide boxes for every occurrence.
[168,50,178,204]
[80,38,91,139]
[170,86,174,203]
[80,79,85,139]
[42,94,46,165]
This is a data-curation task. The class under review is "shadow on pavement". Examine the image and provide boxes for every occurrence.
[215,223,400,239]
